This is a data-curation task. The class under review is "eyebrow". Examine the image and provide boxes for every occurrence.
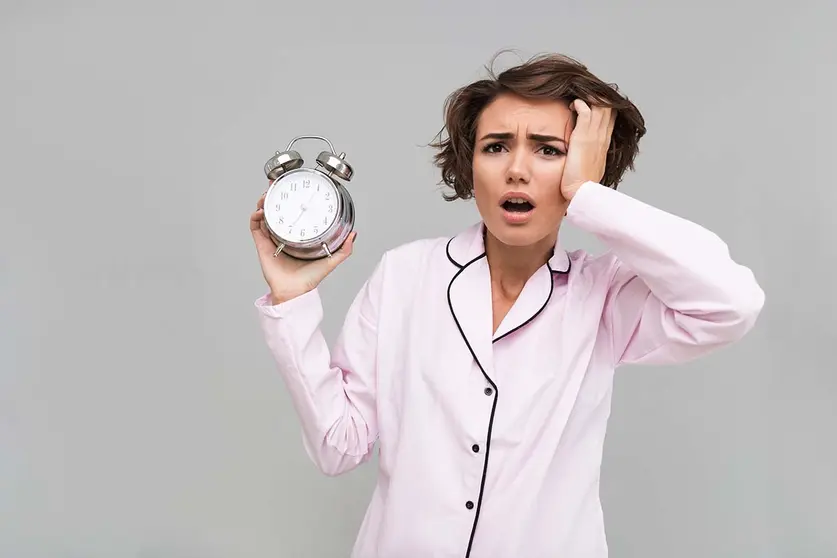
[479,132,566,144]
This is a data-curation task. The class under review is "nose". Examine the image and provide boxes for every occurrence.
[505,147,531,184]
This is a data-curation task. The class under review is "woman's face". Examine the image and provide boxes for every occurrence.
[472,93,574,248]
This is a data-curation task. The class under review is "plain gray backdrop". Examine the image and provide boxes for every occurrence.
[1,1,835,557]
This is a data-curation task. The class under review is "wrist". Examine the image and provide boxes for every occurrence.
[270,293,289,305]
[269,288,297,305]
[562,180,587,201]
[269,285,313,306]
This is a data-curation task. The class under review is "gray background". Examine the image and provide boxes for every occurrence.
[1,0,835,556]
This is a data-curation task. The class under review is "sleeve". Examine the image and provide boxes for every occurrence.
[564,181,765,366]
[253,252,387,476]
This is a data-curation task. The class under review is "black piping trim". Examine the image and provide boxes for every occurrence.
[445,235,572,274]
[491,257,571,343]
[445,236,463,269]
[445,239,573,556]
[446,251,495,558]
[491,261,555,344]
[550,249,573,276]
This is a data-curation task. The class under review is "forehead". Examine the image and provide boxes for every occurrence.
[477,93,572,132]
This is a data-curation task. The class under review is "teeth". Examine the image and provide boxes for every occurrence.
[507,198,529,204]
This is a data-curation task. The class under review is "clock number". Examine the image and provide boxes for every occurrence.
[290,183,298,192]
[278,216,284,224]
[303,179,310,188]
[323,217,328,225]
[313,226,319,235]
[328,204,334,213]
[281,192,289,200]
[325,192,330,200]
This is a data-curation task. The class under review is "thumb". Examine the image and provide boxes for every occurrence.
[319,231,357,273]
[250,208,277,254]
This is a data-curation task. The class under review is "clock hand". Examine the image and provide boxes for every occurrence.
[290,189,320,227]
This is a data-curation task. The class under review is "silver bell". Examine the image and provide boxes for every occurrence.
[316,151,353,181]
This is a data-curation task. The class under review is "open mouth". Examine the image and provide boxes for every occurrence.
[501,199,535,213]
[499,195,535,224]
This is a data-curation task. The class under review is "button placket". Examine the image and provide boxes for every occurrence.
[463,384,494,517]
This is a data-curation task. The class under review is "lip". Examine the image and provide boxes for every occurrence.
[499,191,535,225]
[499,191,536,206]
[501,206,534,224]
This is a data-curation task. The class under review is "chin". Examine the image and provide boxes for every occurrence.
[476,195,563,248]
[485,218,545,247]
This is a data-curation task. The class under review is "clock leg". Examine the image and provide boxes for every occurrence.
[322,243,333,258]
[273,243,285,257]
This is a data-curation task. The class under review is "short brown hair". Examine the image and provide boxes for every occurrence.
[430,52,647,201]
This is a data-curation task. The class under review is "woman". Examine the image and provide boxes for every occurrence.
[249,53,764,558]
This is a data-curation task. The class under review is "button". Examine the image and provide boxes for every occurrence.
[484,387,493,396]
[472,444,480,453]
[466,501,474,510]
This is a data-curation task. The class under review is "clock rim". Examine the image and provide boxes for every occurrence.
[264,167,346,247]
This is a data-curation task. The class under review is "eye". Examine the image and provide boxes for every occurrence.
[539,145,565,157]
[482,142,506,153]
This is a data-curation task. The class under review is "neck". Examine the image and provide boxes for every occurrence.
[483,226,557,298]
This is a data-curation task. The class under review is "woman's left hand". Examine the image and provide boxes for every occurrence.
[560,99,616,201]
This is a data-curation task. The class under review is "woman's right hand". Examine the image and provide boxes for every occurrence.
[250,187,356,305]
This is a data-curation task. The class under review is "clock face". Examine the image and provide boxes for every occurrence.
[265,171,339,243]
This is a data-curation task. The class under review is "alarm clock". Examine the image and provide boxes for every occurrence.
[262,135,355,260]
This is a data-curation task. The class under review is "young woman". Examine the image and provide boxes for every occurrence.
[249,53,765,558]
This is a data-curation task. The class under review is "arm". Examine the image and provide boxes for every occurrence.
[565,181,765,366]
[254,253,387,476]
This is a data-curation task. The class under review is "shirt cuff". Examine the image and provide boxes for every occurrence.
[254,288,320,319]
[564,180,632,231]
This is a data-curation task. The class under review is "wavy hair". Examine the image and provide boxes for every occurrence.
[430,52,647,201]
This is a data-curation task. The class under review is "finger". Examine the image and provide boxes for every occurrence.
[336,231,357,259]
[250,212,278,253]
[325,231,357,267]
[249,206,272,241]
[307,232,355,281]
[571,100,593,134]
[596,106,613,131]
[572,99,591,118]
[250,208,264,232]
[593,105,606,125]
[252,227,275,252]
[588,105,608,129]
[257,192,266,210]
